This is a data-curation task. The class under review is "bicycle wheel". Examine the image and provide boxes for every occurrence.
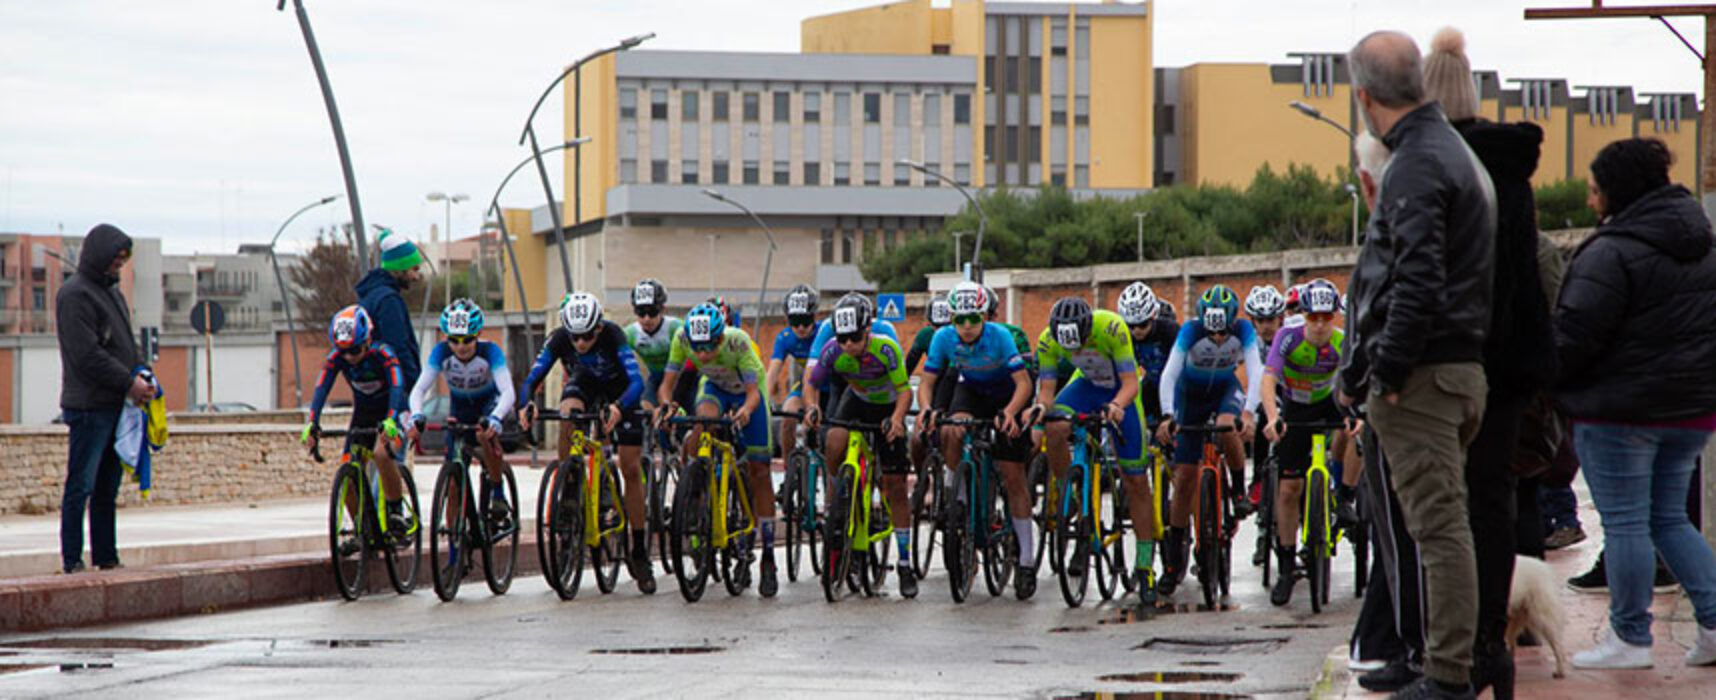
[983,475,1016,598]
[865,484,892,596]
[592,463,625,595]
[1097,466,1124,602]
[1056,466,1089,608]
[1260,457,1278,588]
[719,464,752,597]
[481,467,520,595]
[1197,469,1220,610]
[821,464,853,603]
[909,451,942,580]
[382,465,422,595]
[1305,469,1329,614]
[671,458,712,603]
[1026,452,1055,576]
[803,455,824,577]
[543,460,587,600]
[781,450,806,583]
[328,463,369,601]
[429,464,466,601]
[944,464,977,603]
[654,454,679,577]
[534,458,556,582]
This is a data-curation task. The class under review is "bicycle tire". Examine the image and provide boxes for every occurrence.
[429,463,465,601]
[1027,452,1056,576]
[534,458,556,583]
[1306,469,1328,614]
[1260,457,1278,588]
[720,462,751,597]
[1353,497,1369,597]
[328,463,368,601]
[654,454,679,577]
[1056,465,1089,608]
[1096,465,1124,602]
[781,450,805,583]
[1197,469,1219,610]
[984,476,1016,598]
[545,459,587,600]
[909,451,942,580]
[866,482,892,596]
[671,458,712,602]
[482,467,520,595]
[592,462,625,595]
[821,465,854,603]
[944,465,977,603]
[383,465,422,595]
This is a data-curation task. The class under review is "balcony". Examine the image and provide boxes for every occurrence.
[195,282,248,299]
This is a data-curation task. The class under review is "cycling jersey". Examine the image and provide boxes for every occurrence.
[905,323,943,375]
[410,339,515,424]
[1133,317,1180,419]
[523,321,646,407]
[1265,325,1345,405]
[666,326,767,397]
[624,316,683,375]
[1036,309,1137,390]
[309,343,407,424]
[808,317,897,364]
[807,334,910,405]
[995,321,1038,375]
[1159,317,1264,417]
[923,323,1026,388]
[771,325,819,391]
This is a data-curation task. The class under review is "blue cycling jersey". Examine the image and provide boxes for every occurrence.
[1159,317,1264,417]
[410,340,515,424]
[923,323,1026,388]
[308,343,407,424]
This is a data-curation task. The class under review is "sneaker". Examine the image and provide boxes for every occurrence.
[386,507,411,539]
[1334,496,1359,531]
[487,495,514,533]
[1386,676,1474,700]
[1014,564,1038,601]
[336,538,361,558]
[1567,553,1607,593]
[1572,628,1653,669]
[1066,540,1088,579]
[1247,479,1262,507]
[1358,658,1421,693]
[1133,569,1158,610]
[1543,525,1587,550]
[1687,624,1716,666]
[629,554,657,595]
[61,561,86,575]
[1270,546,1297,607]
[758,556,777,598]
[898,564,918,599]
[1349,657,1388,673]
[1232,493,1256,520]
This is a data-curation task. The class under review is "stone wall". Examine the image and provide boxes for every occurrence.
[0,424,331,516]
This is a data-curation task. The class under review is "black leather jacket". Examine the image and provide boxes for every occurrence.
[1340,103,1497,398]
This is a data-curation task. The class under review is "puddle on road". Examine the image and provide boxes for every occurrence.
[1058,693,1250,700]
[1133,636,1288,655]
[0,664,49,675]
[0,638,212,652]
[306,639,403,649]
[589,645,725,655]
[58,662,115,673]
[1050,626,1093,633]
[1258,622,1327,630]
[1096,671,1242,683]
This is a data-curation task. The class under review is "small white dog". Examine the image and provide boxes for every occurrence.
[1507,555,1568,678]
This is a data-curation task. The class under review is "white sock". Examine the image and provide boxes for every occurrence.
[1012,517,1035,568]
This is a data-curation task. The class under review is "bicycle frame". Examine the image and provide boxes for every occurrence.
[692,428,756,550]
[835,427,892,553]
[1301,432,1343,556]
[1146,445,1168,539]
[563,423,627,547]
[336,432,415,539]
[959,427,998,548]
[1056,421,1117,552]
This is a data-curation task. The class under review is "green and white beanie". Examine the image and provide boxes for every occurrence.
[377,228,423,272]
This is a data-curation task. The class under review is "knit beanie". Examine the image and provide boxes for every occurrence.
[1423,27,1477,121]
[378,228,423,272]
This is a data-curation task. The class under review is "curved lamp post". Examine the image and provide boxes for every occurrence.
[1289,101,1361,246]
[268,193,341,408]
[899,159,987,282]
[278,0,367,268]
[486,138,591,350]
[700,188,778,340]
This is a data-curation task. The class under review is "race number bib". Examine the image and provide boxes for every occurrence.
[686,316,714,343]
[833,307,860,334]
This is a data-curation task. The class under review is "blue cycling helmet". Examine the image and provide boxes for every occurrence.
[328,305,372,350]
[439,298,484,336]
[684,302,726,346]
[1197,284,1240,333]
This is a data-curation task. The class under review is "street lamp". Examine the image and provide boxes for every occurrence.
[1344,182,1361,247]
[1133,211,1150,263]
[518,33,655,296]
[277,0,368,268]
[900,159,987,282]
[701,188,779,341]
[1288,100,1355,138]
[950,230,971,272]
[266,193,340,408]
[485,138,591,355]
[426,191,470,308]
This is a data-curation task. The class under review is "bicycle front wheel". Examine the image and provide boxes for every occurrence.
[543,460,587,600]
[1306,469,1330,613]
[328,463,369,601]
[671,458,713,602]
[592,463,625,595]
[1197,469,1220,610]
[781,450,806,583]
[429,464,467,601]
[383,465,422,595]
[480,466,520,594]
[821,465,854,603]
[654,454,679,577]
[1056,467,1089,608]
[1097,466,1125,602]
[909,451,942,580]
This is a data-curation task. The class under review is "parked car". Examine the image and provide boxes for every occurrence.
[190,402,259,413]
[413,394,524,455]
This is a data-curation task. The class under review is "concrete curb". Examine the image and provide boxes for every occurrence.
[1307,644,1351,700]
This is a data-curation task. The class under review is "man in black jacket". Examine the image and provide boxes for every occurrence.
[56,223,153,574]
[1338,30,1496,700]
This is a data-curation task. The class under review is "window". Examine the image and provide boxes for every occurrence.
[1074,96,1089,126]
[743,92,759,121]
[1026,127,1041,158]
[804,161,820,184]
[712,91,729,121]
[804,92,821,122]
[619,88,637,118]
[651,159,668,182]
[773,91,791,121]
[1025,57,1041,93]
[863,229,876,258]
[863,93,881,123]
[821,229,835,263]
[983,56,995,90]
[954,94,971,124]
[834,162,851,185]
[1051,171,1066,187]
[773,161,790,185]
[1005,126,1019,162]
[864,163,881,185]
[681,90,699,120]
[681,161,697,184]
[713,161,729,183]
[984,126,995,157]
[1003,57,1018,92]
[1075,165,1089,188]
[894,93,911,126]
[923,94,940,124]
[620,159,637,182]
[650,89,667,119]
[894,164,910,186]
[884,229,897,251]
[743,161,760,184]
[954,163,971,185]
[834,92,851,126]
[33,287,46,310]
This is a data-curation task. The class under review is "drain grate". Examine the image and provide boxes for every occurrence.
[307,639,402,649]
[1134,636,1288,655]
[58,662,115,672]
[590,645,725,655]
[1050,626,1093,634]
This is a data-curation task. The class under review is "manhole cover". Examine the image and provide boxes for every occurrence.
[1097,671,1242,683]
[1134,636,1288,655]
[590,646,725,655]
[0,638,212,652]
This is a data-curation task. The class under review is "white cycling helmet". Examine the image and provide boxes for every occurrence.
[1302,279,1341,315]
[559,291,603,335]
[948,281,988,316]
[1245,285,1286,319]
[1116,282,1161,326]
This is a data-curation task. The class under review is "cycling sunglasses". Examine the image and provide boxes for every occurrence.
[690,340,720,352]
[953,313,984,327]
[789,316,815,328]
[634,307,661,319]
[339,345,367,358]
[571,330,600,343]
[836,331,866,345]
[448,335,477,346]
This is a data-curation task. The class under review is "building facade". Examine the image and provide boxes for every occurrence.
[0,232,160,336]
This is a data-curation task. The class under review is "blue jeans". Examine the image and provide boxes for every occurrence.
[1576,422,1716,644]
[61,407,125,570]
[1539,483,1581,530]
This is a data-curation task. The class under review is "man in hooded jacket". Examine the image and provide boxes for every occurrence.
[355,229,424,393]
[56,223,154,574]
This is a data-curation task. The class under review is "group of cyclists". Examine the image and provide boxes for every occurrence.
[302,269,1362,612]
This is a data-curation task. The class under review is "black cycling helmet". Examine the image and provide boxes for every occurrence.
[632,278,667,315]
[831,293,873,336]
[1048,296,1094,349]
[783,284,818,322]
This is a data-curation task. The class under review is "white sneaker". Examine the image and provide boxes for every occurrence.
[1688,625,1716,667]
[1572,628,1653,670]
[1348,657,1387,672]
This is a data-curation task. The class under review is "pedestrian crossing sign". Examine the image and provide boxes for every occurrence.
[877,293,905,321]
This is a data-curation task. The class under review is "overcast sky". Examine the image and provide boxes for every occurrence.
[0,1,1703,255]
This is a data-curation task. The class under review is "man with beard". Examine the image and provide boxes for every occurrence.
[357,229,425,395]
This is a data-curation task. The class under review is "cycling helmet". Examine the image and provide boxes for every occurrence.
[1116,281,1161,326]
[982,284,1001,319]
[1158,300,1178,323]
[632,278,667,315]
[1245,285,1286,319]
[832,293,873,336]
[440,298,484,336]
[927,296,953,327]
[948,281,988,316]
[559,291,603,335]
[706,296,741,327]
[1048,297,1094,350]
[1197,284,1240,333]
[328,305,372,350]
[783,284,819,321]
[684,302,725,346]
[1284,284,1304,313]
[1302,279,1341,314]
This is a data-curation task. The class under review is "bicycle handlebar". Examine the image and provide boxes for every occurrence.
[1174,423,1236,435]
[1040,411,1127,449]
[1277,420,1351,431]
[310,425,381,463]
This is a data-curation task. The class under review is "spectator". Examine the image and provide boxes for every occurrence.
[356,229,425,393]
[56,224,153,574]
[1339,29,1496,700]
[1554,137,1716,669]
[1423,27,1554,698]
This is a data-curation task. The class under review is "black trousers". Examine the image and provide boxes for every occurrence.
[1516,474,1545,559]
[1463,391,1528,656]
[1350,425,1427,666]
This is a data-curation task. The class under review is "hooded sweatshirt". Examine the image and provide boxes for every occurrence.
[355,267,422,391]
[56,224,139,411]
[1554,184,1716,422]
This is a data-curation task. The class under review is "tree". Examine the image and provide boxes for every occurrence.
[289,226,361,328]
[1535,178,1599,230]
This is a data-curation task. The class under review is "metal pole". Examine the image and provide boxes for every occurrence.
[1349,187,1360,247]
[707,235,717,295]
[700,189,779,340]
[1134,211,1147,263]
[901,160,986,282]
[280,0,367,269]
[268,194,339,408]
[486,138,586,316]
[443,199,452,307]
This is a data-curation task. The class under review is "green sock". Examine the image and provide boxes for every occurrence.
[1135,540,1155,570]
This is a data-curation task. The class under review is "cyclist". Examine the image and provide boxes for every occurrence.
[1259,278,1348,607]
[519,292,655,594]
[1117,282,1179,431]
[917,280,1038,599]
[767,284,820,464]
[1242,285,1288,521]
[624,278,694,413]
[653,303,779,597]
[303,305,412,536]
[802,296,917,598]
[1152,284,1264,597]
[1035,296,1157,609]
[907,295,955,475]
[985,284,1037,378]
[805,293,898,418]
[405,299,517,530]
[1283,283,1308,329]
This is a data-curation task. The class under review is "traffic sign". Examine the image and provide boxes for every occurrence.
[877,293,905,322]
[190,300,226,335]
